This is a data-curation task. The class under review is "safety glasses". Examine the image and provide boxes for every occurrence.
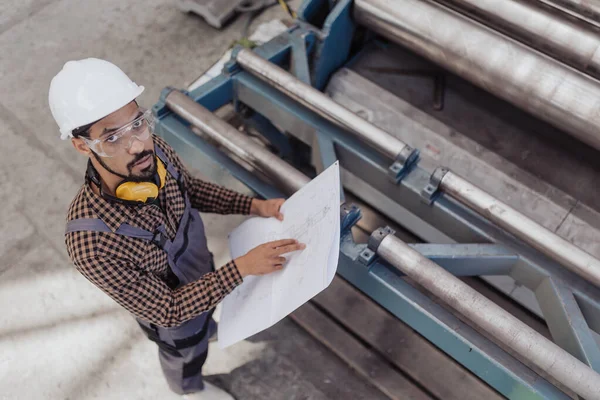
[81,109,155,157]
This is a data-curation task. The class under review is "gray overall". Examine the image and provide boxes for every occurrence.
[66,145,216,394]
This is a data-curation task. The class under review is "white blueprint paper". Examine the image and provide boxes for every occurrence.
[218,162,341,348]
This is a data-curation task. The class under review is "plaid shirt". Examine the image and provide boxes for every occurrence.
[66,135,252,328]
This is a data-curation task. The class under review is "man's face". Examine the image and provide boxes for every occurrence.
[74,101,156,181]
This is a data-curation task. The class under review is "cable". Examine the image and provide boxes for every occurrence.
[277,0,297,18]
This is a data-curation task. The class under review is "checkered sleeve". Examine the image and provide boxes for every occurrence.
[72,251,243,328]
[154,135,253,215]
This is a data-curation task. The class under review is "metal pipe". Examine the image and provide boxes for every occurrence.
[235,48,409,161]
[440,171,600,288]
[354,0,600,152]
[165,90,309,194]
[535,0,600,28]
[433,0,600,80]
[376,233,600,399]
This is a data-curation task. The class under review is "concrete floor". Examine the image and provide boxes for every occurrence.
[0,1,387,399]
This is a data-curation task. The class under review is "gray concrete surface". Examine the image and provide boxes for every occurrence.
[0,1,387,399]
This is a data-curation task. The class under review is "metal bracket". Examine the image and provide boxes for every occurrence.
[358,247,377,266]
[368,226,396,252]
[153,87,184,120]
[224,46,245,76]
[389,145,420,182]
[421,166,449,204]
[340,203,361,234]
[359,226,395,266]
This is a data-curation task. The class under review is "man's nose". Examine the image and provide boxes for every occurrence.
[128,137,145,154]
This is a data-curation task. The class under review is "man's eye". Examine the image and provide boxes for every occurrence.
[132,120,143,129]
[106,134,119,143]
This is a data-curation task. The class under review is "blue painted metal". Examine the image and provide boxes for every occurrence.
[243,113,293,159]
[298,0,331,26]
[389,149,420,183]
[337,234,569,400]
[341,203,362,234]
[308,0,355,90]
[535,278,600,372]
[289,30,313,84]
[189,74,234,110]
[313,131,345,202]
[410,244,518,276]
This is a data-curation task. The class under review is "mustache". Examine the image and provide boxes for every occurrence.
[128,150,154,171]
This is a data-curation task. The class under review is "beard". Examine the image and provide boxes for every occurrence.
[92,150,157,182]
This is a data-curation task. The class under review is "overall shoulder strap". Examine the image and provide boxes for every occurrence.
[154,144,180,181]
[66,218,172,253]
[65,218,111,234]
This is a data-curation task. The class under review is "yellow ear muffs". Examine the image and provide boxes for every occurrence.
[115,157,167,203]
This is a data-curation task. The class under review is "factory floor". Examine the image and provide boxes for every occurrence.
[0,1,387,399]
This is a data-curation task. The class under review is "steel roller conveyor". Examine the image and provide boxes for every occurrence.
[153,0,600,397]
[161,96,600,399]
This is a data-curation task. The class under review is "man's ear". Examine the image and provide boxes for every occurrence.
[72,137,92,156]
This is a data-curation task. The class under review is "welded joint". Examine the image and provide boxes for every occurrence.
[340,203,361,234]
[389,145,420,182]
[421,166,450,204]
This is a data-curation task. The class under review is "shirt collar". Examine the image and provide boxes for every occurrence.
[83,176,137,233]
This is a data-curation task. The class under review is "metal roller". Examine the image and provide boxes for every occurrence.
[434,0,600,80]
[439,170,600,288]
[354,0,600,152]
[235,48,414,163]
[164,89,309,194]
[374,233,600,400]
[536,0,600,28]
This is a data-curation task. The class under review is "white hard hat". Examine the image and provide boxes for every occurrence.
[48,58,145,140]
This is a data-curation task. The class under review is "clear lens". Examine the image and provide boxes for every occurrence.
[83,109,154,157]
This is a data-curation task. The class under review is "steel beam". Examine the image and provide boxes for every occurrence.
[536,277,600,372]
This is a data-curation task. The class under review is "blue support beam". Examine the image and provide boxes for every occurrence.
[535,277,600,372]
[308,0,355,90]
[289,30,313,85]
[410,244,518,276]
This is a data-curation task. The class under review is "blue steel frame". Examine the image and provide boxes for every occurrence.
[153,0,600,398]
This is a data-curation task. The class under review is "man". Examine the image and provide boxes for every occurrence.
[49,58,305,399]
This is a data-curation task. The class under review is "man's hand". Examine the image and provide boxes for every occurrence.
[235,239,306,278]
[251,198,286,221]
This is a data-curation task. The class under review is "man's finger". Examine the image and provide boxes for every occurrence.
[273,256,287,265]
[274,243,306,255]
[276,212,284,221]
[268,238,297,248]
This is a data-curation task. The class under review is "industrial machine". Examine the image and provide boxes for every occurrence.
[153,1,600,398]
